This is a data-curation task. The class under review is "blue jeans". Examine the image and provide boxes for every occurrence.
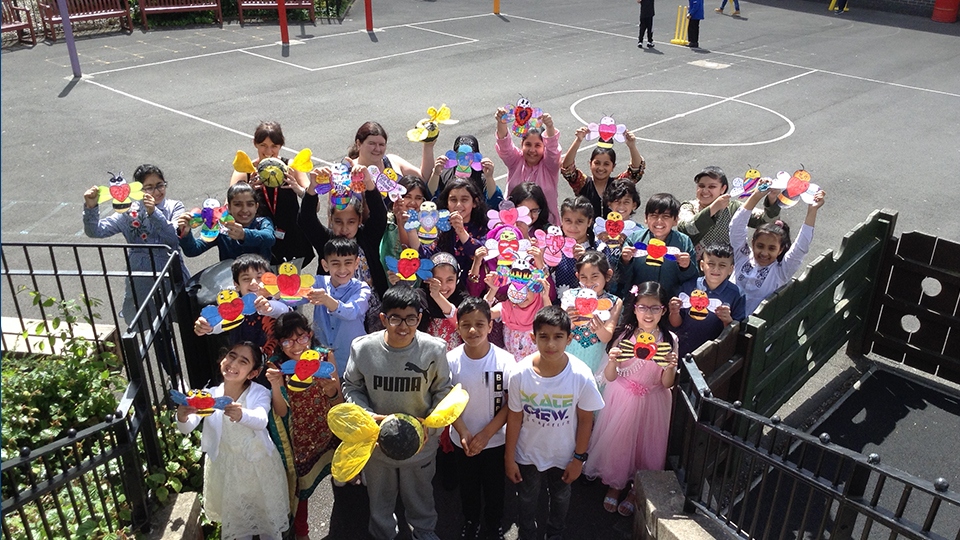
[516,465,571,540]
[720,0,740,9]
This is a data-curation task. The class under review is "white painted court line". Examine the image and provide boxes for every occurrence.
[238,49,314,70]
[307,38,477,72]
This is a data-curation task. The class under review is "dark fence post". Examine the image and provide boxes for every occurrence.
[111,411,151,530]
[832,459,873,539]
[122,334,162,470]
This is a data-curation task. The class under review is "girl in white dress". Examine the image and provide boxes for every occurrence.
[176,341,290,540]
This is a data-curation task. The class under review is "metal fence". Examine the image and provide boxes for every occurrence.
[1,242,190,538]
[672,357,960,540]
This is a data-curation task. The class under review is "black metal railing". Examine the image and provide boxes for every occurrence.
[672,356,960,540]
[1,242,190,538]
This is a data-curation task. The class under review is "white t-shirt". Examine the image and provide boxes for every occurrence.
[448,343,515,450]
[508,352,605,471]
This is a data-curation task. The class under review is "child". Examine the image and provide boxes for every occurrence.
[229,121,315,268]
[668,243,746,359]
[550,196,599,293]
[83,164,190,325]
[585,282,678,517]
[386,175,431,261]
[428,134,503,210]
[176,342,290,540]
[505,306,604,540]
[638,0,656,47]
[715,0,739,15]
[677,166,781,261]
[731,180,826,314]
[178,182,276,261]
[617,193,698,299]
[484,260,553,362]
[561,127,645,220]
[341,286,453,540]
[264,312,343,540]
[597,179,643,279]
[495,107,563,226]
[508,182,551,239]
[416,179,488,295]
[447,297,514,540]
[421,252,467,351]
[564,251,623,376]
[687,0,704,48]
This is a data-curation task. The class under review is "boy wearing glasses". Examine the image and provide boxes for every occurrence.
[308,237,371,377]
[616,193,698,298]
[342,286,453,540]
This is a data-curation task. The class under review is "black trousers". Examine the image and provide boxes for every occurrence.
[639,16,653,42]
[688,18,700,46]
[455,444,506,532]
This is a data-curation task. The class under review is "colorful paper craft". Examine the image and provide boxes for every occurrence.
[404,201,451,246]
[773,167,820,208]
[98,172,143,214]
[189,198,232,242]
[594,212,637,248]
[616,335,672,367]
[324,164,364,211]
[729,165,764,199]
[385,248,435,281]
[367,165,406,202]
[484,228,531,267]
[444,144,483,179]
[502,96,543,138]
[171,389,232,417]
[328,384,470,481]
[560,288,614,326]
[407,104,459,142]
[533,226,576,267]
[200,289,258,331]
[233,149,313,188]
[679,290,723,321]
[586,116,627,149]
[487,201,531,230]
[279,349,336,392]
[634,239,681,267]
[260,262,315,302]
[505,255,545,304]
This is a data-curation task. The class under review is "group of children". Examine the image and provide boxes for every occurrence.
[84,109,826,540]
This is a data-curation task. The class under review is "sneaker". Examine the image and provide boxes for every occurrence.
[460,521,480,540]
[647,41,655,48]
[689,42,699,48]
[715,7,722,12]
[637,41,643,48]
[732,9,740,14]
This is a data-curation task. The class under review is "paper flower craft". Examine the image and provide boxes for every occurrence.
[505,255,546,304]
[98,172,143,214]
[386,248,435,281]
[189,198,233,242]
[280,349,336,392]
[200,289,258,331]
[260,262,316,303]
[616,334,672,367]
[773,167,820,208]
[233,149,313,188]
[594,212,637,248]
[368,165,406,202]
[729,165,764,199]
[407,104,459,143]
[502,96,543,138]
[561,288,614,326]
[678,290,723,321]
[328,383,470,481]
[533,226,576,267]
[586,116,627,149]
[405,201,451,246]
[443,144,484,179]
[634,239,681,267]
[487,201,531,231]
[171,389,233,417]
[484,228,531,267]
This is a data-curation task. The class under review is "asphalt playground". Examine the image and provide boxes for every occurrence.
[2,0,960,537]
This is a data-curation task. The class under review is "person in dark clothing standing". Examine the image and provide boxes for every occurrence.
[638,0,655,48]
[687,0,704,48]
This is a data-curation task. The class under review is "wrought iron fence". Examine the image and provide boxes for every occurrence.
[1,242,190,538]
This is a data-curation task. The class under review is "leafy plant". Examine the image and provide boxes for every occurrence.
[144,409,204,505]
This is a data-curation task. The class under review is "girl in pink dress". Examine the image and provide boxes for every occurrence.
[584,281,679,517]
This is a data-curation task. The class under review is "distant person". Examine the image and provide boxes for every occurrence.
[638,0,656,48]
[715,0,739,16]
[687,0,704,48]
[834,0,848,13]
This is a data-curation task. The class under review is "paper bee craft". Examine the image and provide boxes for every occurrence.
[315,164,365,211]
[171,389,232,417]
[386,248,435,281]
[98,171,143,214]
[405,201,451,246]
[328,384,469,481]
[200,289,258,331]
[280,349,336,392]
[561,288,614,325]
[586,116,627,149]
[502,96,543,138]
[773,167,820,208]
[444,144,483,179]
[233,148,313,188]
[407,104,459,143]
[368,165,406,202]
[189,198,233,242]
[487,200,531,231]
[484,227,531,267]
[729,165,764,199]
[533,226,576,267]
[679,290,723,321]
[634,238,681,267]
[504,255,545,304]
[594,212,637,249]
[616,334,672,367]
[260,262,315,302]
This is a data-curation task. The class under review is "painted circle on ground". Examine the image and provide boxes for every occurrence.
[570,89,795,147]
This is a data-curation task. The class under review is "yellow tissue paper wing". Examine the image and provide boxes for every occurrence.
[290,148,314,173]
[327,402,380,443]
[97,186,114,204]
[331,440,377,483]
[423,383,470,429]
[233,151,257,174]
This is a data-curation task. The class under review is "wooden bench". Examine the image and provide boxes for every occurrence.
[2,0,36,45]
[37,0,133,42]
[237,0,314,26]
[140,0,222,30]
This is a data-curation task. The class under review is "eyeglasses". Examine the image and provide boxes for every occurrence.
[142,183,168,193]
[386,315,420,327]
[635,305,665,314]
[528,208,541,217]
[281,334,311,349]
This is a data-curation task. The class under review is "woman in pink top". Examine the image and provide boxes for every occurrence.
[494,107,563,226]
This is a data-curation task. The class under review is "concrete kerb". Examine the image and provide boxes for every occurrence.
[632,470,733,540]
